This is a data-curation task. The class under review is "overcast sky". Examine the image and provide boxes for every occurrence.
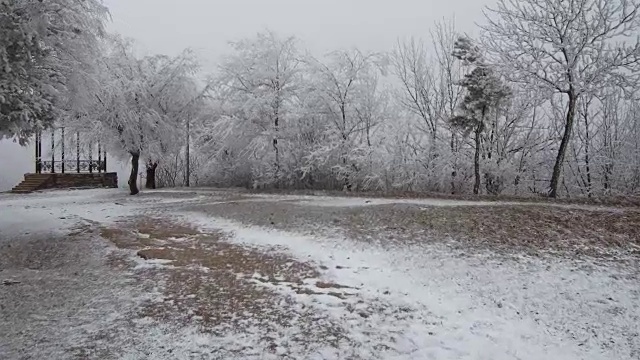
[103,0,492,71]
[0,0,493,191]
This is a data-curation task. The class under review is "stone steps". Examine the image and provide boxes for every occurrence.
[11,173,118,193]
[11,176,50,193]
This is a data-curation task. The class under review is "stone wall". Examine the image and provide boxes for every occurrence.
[25,173,118,189]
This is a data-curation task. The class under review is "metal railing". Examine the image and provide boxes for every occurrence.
[34,128,108,174]
[40,160,106,174]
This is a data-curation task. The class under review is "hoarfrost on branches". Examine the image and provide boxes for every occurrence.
[4,4,640,198]
[0,0,108,144]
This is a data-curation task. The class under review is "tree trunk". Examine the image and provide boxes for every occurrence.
[343,156,352,192]
[146,162,158,189]
[273,111,280,187]
[603,164,612,194]
[602,129,612,194]
[450,132,457,194]
[186,117,190,187]
[473,124,482,195]
[584,123,592,198]
[550,92,577,198]
[128,152,140,195]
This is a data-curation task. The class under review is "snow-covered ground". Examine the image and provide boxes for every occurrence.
[1,189,638,359]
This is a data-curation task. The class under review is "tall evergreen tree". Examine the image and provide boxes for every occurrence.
[451,37,510,195]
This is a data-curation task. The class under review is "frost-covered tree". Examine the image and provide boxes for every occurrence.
[392,38,441,143]
[165,27,639,198]
[432,19,467,193]
[137,50,202,189]
[482,0,640,197]
[304,49,388,190]
[92,37,154,195]
[214,31,301,187]
[0,0,108,144]
[84,36,200,195]
[451,37,510,195]
[392,19,466,193]
[561,86,640,196]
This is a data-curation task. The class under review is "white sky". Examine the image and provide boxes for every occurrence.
[104,0,491,71]
[0,0,492,191]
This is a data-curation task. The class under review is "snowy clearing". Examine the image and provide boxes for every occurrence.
[1,189,638,359]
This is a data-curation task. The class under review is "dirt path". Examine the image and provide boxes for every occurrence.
[0,189,638,359]
[0,199,143,359]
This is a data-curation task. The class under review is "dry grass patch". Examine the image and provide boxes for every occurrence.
[345,204,640,257]
[184,194,640,259]
[247,187,640,207]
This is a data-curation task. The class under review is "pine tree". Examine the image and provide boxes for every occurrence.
[451,37,510,195]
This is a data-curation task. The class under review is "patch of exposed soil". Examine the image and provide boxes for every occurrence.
[99,216,351,353]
